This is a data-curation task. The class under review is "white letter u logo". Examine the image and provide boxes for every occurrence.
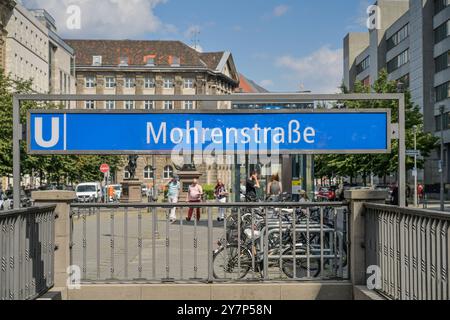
[35,117,60,148]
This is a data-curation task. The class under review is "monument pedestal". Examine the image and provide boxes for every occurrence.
[121,179,142,203]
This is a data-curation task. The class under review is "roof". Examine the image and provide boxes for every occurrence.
[64,39,226,70]
[236,73,269,93]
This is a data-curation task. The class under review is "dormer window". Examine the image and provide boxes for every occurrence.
[119,56,129,66]
[170,56,180,67]
[145,55,156,66]
[92,55,102,66]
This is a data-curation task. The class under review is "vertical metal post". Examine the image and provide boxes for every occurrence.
[440,105,446,212]
[413,126,418,207]
[399,95,407,208]
[13,97,21,209]
[124,207,128,279]
[207,207,213,283]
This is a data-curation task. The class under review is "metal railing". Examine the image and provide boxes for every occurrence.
[0,205,56,300]
[69,202,349,283]
[364,203,450,300]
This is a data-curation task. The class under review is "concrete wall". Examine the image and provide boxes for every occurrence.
[64,282,354,301]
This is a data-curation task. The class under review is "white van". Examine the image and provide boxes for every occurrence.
[76,182,103,203]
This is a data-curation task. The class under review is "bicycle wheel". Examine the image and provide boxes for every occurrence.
[281,247,321,279]
[213,245,252,280]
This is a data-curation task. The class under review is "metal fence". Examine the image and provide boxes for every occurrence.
[365,203,450,300]
[0,205,56,300]
[70,202,349,283]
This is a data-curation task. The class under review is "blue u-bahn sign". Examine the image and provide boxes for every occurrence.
[27,109,391,155]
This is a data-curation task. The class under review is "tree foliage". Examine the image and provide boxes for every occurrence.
[314,70,438,184]
[0,68,124,186]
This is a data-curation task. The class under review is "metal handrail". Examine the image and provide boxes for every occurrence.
[364,203,450,220]
[0,205,56,300]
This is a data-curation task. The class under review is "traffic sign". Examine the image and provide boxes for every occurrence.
[100,163,110,173]
[406,150,421,157]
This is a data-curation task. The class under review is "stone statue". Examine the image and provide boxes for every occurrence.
[127,155,139,180]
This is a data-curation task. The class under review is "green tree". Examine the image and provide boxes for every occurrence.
[315,70,438,184]
[0,68,123,186]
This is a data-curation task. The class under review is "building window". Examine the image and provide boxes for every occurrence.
[124,167,131,179]
[106,101,116,109]
[105,76,116,88]
[184,101,194,110]
[125,101,135,109]
[92,55,102,66]
[163,166,174,179]
[184,78,194,89]
[144,77,156,88]
[436,81,450,102]
[387,24,409,51]
[144,166,154,179]
[435,51,450,73]
[145,56,155,66]
[163,78,174,89]
[397,74,410,89]
[164,101,174,110]
[124,77,135,88]
[85,76,95,88]
[144,101,154,110]
[387,49,409,73]
[119,56,129,66]
[435,0,449,15]
[434,20,450,44]
[356,56,370,74]
[435,112,450,131]
[85,100,95,109]
[171,56,181,67]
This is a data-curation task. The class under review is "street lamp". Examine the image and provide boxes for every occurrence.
[413,125,418,207]
[440,105,445,212]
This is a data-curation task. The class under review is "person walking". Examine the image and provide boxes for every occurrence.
[215,179,228,222]
[167,177,180,223]
[246,170,260,202]
[266,174,282,201]
[186,179,203,222]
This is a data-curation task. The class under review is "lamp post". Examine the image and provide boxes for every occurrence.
[440,105,445,212]
[413,125,418,207]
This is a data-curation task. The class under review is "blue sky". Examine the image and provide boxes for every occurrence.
[24,0,371,92]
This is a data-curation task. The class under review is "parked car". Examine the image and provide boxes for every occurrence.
[0,192,12,210]
[316,186,337,201]
[76,182,103,203]
[2,189,31,209]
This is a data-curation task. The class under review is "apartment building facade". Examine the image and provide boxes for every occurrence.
[66,39,240,189]
[344,0,450,189]
[0,1,75,189]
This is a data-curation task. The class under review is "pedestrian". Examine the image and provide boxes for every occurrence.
[266,173,282,201]
[108,185,115,203]
[167,177,180,223]
[186,179,203,222]
[418,184,424,202]
[246,170,260,202]
[215,179,228,221]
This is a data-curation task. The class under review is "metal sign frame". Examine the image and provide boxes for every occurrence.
[12,93,406,207]
[26,108,392,155]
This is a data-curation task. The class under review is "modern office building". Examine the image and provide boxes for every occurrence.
[344,0,450,190]
[66,39,240,190]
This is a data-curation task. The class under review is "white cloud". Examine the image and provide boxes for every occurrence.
[21,0,172,38]
[273,5,289,17]
[260,80,274,88]
[276,46,343,93]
